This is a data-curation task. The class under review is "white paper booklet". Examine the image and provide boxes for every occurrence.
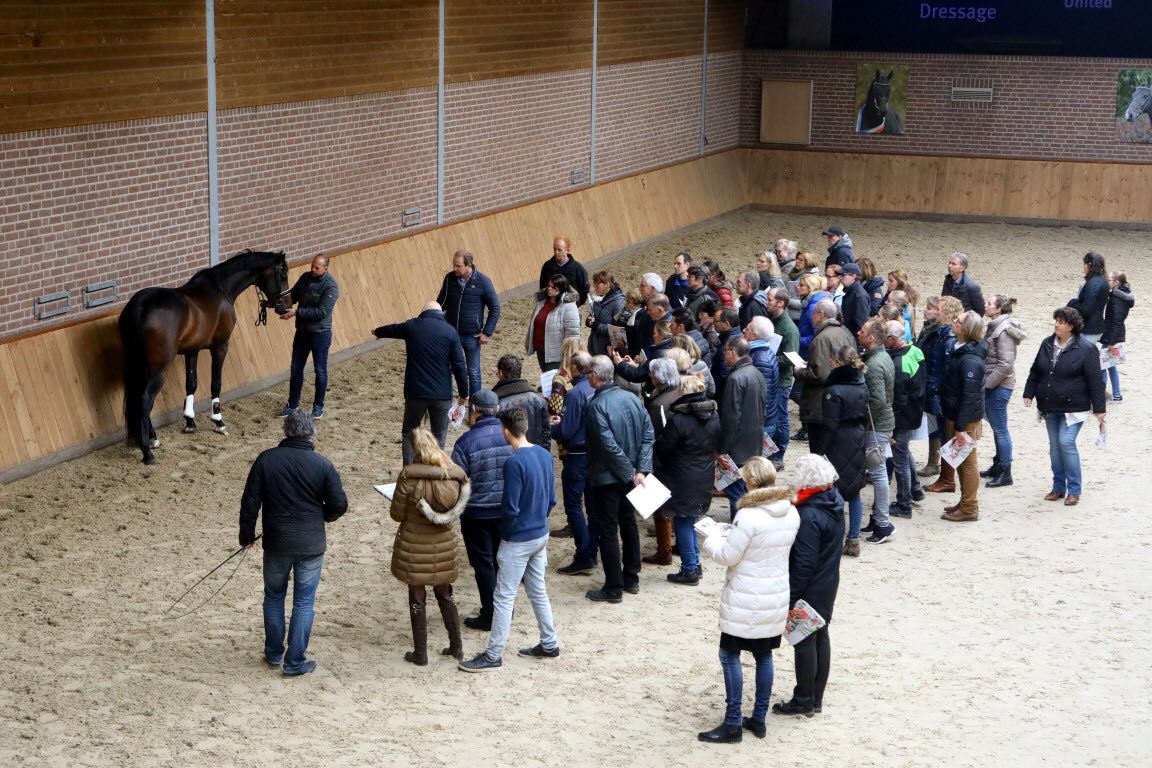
[785,599,827,646]
[761,432,779,458]
[448,403,466,429]
[694,516,734,536]
[714,454,742,491]
[374,483,397,500]
[939,436,975,469]
[540,369,558,396]
[607,325,629,349]
[783,350,807,370]
[625,474,671,519]
[1065,410,1090,426]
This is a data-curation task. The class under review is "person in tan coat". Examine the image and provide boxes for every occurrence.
[390,427,472,666]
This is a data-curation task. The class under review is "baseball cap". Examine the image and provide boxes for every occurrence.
[470,389,499,409]
[822,226,846,237]
[840,263,862,276]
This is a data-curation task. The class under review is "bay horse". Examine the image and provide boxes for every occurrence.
[118,249,290,464]
[856,70,904,135]
[1124,83,1151,125]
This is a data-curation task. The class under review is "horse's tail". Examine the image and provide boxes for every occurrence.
[118,298,148,448]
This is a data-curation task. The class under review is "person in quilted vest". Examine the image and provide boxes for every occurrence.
[697,457,799,744]
[390,428,471,666]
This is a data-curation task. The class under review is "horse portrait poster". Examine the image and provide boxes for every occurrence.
[1116,69,1152,144]
[854,64,907,136]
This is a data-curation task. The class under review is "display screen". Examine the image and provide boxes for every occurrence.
[830,1,1151,57]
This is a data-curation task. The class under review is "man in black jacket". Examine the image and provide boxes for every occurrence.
[280,255,340,419]
[240,410,348,677]
[837,263,870,339]
[736,269,769,329]
[437,250,501,397]
[373,302,469,465]
[491,354,551,450]
[822,225,854,268]
[539,236,590,307]
[941,252,985,313]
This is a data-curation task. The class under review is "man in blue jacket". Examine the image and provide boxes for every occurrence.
[550,352,598,575]
[280,255,340,419]
[437,250,501,397]
[240,410,347,677]
[373,302,468,465]
[451,389,514,632]
[459,408,560,671]
[584,355,655,604]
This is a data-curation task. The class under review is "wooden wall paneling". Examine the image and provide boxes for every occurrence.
[0,345,36,465]
[707,0,745,52]
[445,0,593,83]
[0,1,206,133]
[215,0,438,108]
[598,0,705,66]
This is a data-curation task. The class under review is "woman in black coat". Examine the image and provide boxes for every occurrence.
[1099,271,1134,402]
[587,270,626,356]
[938,311,986,522]
[1068,251,1110,343]
[1023,307,1107,506]
[811,344,868,557]
[653,374,720,585]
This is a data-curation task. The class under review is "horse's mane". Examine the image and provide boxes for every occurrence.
[182,249,286,289]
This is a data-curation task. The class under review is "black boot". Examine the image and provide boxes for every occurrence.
[404,601,428,666]
[435,590,463,661]
[697,723,742,743]
[979,457,1002,479]
[860,515,876,534]
[986,464,1013,488]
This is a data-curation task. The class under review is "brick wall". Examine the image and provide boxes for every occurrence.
[741,50,1152,163]
[218,88,438,258]
[0,117,208,337]
[705,50,743,153]
[596,55,704,181]
[444,70,592,222]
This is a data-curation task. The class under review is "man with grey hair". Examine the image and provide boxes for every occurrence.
[736,269,769,329]
[636,292,672,359]
[884,319,926,521]
[451,389,515,631]
[942,252,984,313]
[717,335,766,519]
[797,299,855,450]
[240,410,348,677]
[550,352,598,575]
[857,318,895,544]
[744,315,781,445]
[373,301,469,465]
[584,354,655,603]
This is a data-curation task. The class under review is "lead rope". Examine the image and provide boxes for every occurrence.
[163,535,260,620]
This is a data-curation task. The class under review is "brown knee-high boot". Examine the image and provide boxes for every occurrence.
[918,436,941,477]
[435,588,463,660]
[643,514,673,565]
[405,600,428,666]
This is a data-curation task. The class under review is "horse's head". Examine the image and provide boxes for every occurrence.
[1124,85,1152,122]
[868,71,894,117]
[253,252,291,318]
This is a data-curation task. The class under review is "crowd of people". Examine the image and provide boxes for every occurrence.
[240,229,1133,739]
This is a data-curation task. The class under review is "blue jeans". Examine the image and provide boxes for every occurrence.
[263,552,324,673]
[1045,413,1085,496]
[846,492,862,539]
[769,385,792,461]
[561,453,596,564]
[672,515,701,571]
[484,535,558,660]
[288,329,332,408]
[722,477,747,523]
[719,647,774,725]
[1107,366,1122,397]
[891,428,921,510]
[984,386,1013,465]
[460,333,482,398]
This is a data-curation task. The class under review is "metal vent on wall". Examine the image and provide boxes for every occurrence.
[951,86,993,104]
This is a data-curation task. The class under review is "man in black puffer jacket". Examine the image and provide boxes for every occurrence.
[774,453,845,718]
[373,302,469,465]
[240,410,348,677]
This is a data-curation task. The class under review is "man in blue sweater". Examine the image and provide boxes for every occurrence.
[450,389,514,632]
[459,408,560,671]
[550,352,597,575]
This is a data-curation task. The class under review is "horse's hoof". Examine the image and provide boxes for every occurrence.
[183,426,196,434]
[149,438,161,449]
[142,456,157,465]
[214,425,228,435]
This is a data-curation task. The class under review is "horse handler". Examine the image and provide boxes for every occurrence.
[280,254,340,419]
[239,410,348,677]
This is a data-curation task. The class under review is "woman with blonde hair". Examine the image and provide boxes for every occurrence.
[938,310,986,521]
[923,296,965,491]
[855,257,886,315]
[548,336,587,418]
[884,290,915,340]
[697,456,798,743]
[756,250,786,291]
[795,274,831,358]
[671,333,716,397]
[390,427,471,665]
[788,250,819,283]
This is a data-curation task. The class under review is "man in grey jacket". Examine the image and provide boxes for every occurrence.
[717,336,766,520]
[280,255,339,419]
[584,355,654,604]
[858,319,896,544]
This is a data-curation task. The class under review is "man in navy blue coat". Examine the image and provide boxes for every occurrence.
[437,250,501,397]
[373,302,468,465]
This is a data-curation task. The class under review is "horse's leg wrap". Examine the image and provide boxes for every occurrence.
[183,394,197,433]
[211,398,227,434]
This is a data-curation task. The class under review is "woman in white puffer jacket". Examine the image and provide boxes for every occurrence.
[696,457,800,744]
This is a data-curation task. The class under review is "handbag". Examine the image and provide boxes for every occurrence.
[863,401,887,471]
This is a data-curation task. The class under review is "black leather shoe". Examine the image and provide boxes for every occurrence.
[742,717,766,738]
[585,588,622,604]
[556,561,596,575]
[979,461,1001,479]
[666,568,701,585]
[622,583,640,595]
[771,699,815,717]
[986,465,1013,488]
[697,723,742,743]
[463,616,491,631]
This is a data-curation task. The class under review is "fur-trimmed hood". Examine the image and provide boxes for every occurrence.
[737,485,794,516]
[987,313,1027,342]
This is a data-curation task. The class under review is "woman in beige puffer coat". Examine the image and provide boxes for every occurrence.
[982,295,1027,489]
[390,427,471,666]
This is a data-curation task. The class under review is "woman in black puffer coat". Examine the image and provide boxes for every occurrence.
[938,311,986,523]
[1068,251,1110,343]
[1099,271,1134,402]
[812,345,868,557]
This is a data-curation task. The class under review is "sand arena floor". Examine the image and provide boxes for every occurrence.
[1,209,1149,767]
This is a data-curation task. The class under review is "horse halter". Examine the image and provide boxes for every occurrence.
[254,265,291,326]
